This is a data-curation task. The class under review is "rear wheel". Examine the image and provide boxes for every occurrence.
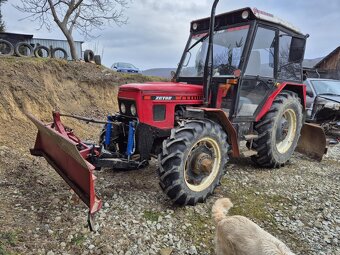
[158,120,229,205]
[252,91,303,167]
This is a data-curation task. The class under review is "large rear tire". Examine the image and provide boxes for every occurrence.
[252,91,303,168]
[158,119,229,205]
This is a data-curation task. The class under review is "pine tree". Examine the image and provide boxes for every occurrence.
[0,0,7,32]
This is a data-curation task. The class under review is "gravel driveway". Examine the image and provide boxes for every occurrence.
[0,144,339,255]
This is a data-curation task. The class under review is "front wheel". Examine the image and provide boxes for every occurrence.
[252,91,303,168]
[158,119,229,205]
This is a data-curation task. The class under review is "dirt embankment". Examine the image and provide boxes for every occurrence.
[0,57,157,151]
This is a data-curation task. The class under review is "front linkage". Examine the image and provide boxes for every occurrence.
[27,111,162,229]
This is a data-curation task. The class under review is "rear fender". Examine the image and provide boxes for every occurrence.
[202,108,240,157]
[256,82,306,122]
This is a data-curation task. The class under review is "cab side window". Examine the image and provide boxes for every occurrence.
[277,33,302,81]
[245,27,275,78]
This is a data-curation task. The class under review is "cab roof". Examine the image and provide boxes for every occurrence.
[191,7,303,35]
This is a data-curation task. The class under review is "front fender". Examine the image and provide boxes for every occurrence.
[202,108,240,157]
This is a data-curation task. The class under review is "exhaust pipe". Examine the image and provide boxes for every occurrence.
[203,0,220,106]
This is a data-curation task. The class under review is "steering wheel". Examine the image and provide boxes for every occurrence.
[218,64,236,75]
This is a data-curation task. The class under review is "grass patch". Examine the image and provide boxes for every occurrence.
[143,210,162,222]
[185,212,214,254]
[181,179,292,254]
[0,232,17,247]
[0,231,17,255]
[0,244,7,255]
[221,178,290,228]
[71,234,86,246]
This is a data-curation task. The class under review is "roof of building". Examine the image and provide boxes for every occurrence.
[0,32,83,43]
[32,37,84,43]
[303,57,323,68]
[314,46,340,68]
[0,32,33,38]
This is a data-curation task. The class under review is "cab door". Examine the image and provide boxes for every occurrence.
[235,26,277,118]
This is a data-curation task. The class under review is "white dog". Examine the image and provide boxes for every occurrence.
[212,198,295,255]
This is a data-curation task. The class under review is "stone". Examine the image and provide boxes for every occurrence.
[159,247,173,255]
[188,245,198,254]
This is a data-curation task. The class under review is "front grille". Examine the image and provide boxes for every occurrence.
[153,105,166,121]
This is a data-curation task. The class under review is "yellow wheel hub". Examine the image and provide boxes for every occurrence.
[276,109,297,154]
[184,137,221,192]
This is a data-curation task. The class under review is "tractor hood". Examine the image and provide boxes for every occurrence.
[119,82,203,95]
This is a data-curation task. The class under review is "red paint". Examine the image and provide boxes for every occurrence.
[192,32,208,38]
[255,82,306,122]
[253,8,274,17]
[119,82,204,129]
[227,25,250,32]
[27,113,102,217]
[216,85,230,108]
[200,108,240,157]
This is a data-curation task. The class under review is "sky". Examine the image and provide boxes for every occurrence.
[2,0,340,70]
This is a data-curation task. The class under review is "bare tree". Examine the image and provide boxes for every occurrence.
[15,0,129,60]
[0,0,8,32]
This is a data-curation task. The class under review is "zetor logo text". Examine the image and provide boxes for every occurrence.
[153,96,175,100]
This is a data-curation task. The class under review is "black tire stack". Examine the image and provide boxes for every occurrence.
[84,49,101,65]
[0,40,69,60]
[0,40,100,65]
[0,39,14,56]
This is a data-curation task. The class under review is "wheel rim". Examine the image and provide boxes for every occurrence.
[276,109,297,154]
[184,137,221,192]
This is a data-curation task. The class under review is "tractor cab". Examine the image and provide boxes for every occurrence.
[175,7,307,123]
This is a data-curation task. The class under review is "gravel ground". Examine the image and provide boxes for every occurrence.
[0,143,339,255]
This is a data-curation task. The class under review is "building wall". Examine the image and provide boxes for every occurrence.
[0,33,32,47]
[29,38,83,60]
[313,48,340,80]
[317,49,340,70]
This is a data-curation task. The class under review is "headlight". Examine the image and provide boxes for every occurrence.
[130,104,137,116]
[120,103,126,114]
[242,10,249,19]
[192,23,198,30]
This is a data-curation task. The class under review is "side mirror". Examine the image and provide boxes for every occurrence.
[289,37,306,63]
[306,88,314,97]
[170,71,176,82]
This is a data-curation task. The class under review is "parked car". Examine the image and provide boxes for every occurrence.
[304,78,340,137]
[111,62,140,74]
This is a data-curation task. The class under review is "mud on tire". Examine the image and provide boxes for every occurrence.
[251,91,303,168]
[158,119,229,206]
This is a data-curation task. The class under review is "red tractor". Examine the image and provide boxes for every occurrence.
[27,1,326,228]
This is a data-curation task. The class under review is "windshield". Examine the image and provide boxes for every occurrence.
[118,63,137,69]
[311,80,340,95]
[179,25,249,78]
